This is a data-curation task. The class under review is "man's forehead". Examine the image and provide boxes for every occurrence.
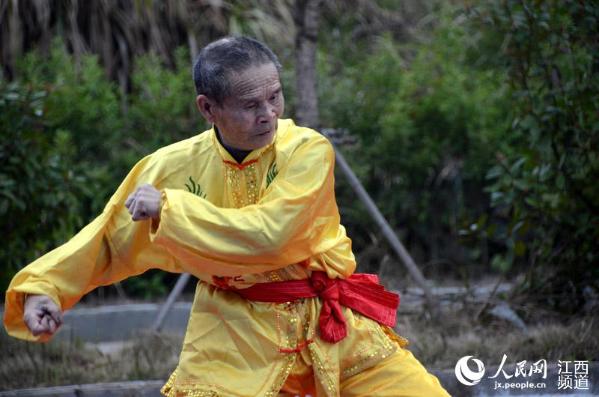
[226,63,281,100]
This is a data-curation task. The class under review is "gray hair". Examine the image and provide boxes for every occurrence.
[193,36,282,104]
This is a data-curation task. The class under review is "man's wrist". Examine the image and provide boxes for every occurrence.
[159,190,166,219]
[151,190,166,232]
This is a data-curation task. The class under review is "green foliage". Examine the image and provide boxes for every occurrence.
[320,10,510,270]
[0,41,201,298]
[15,42,122,213]
[0,81,90,292]
[467,1,599,311]
[319,2,598,313]
[128,48,205,152]
[121,270,168,300]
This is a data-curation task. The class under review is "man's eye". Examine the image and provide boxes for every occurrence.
[245,103,257,109]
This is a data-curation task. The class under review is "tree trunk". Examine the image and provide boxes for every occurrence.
[294,0,322,129]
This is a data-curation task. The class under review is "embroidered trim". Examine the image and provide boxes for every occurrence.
[382,325,410,348]
[161,369,219,397]
[340,322,399,380]
[265,303,299,396]
[225,161,259,208]
[223,159,258,170]
[265,354,297,397]
[308,343,337,397]
[278,338,314,354]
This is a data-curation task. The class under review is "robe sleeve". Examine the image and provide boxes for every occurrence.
[150,135,345,276]
[3,155,183,341]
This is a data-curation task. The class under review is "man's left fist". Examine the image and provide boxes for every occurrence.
[125,183,162,221]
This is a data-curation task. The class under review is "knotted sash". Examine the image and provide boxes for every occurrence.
[232,272,400,343]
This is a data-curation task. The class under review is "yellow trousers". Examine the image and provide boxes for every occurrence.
[279,345,451,397]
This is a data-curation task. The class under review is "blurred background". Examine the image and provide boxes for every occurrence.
[1,0,597,393]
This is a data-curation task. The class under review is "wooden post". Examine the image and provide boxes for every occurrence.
[329,138,440,315]
[151,272,191,332]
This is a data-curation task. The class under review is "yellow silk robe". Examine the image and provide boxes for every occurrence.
[4,119,406,396]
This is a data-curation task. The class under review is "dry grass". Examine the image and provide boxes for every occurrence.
[0,331,181,390]
[397,309,599,370]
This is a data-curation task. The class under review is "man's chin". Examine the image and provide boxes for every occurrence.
[254,129,275,146]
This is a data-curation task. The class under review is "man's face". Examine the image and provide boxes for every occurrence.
[203,62,284,151]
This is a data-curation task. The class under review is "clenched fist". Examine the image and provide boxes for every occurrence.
[23,294,63,337]
[125,183,162,221]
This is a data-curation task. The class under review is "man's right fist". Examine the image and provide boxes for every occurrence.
[23,294,63,336]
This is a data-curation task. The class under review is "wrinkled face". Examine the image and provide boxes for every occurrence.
[198,62,284,151]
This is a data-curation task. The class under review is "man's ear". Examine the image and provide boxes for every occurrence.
[196,95,218,124]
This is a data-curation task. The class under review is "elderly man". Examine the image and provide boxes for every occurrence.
[4,37,450,396]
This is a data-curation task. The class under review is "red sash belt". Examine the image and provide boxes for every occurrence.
[233,271,400,343]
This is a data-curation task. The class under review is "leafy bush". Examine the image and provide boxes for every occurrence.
[467,1,599,311]
[14,42,123,213]
[319,11,510,275]
[0,81,91,292]
[0,42,201,298]
[127,48,206,154]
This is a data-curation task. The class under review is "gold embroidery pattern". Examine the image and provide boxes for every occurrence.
[308,343,337,396]
[268,271,282,282]
[265,354,297,397]
[382,325,410,348]
[266,303,299,396]
[344,311,380,366]
[161,369,219,397]
[291,299,337,397]
[340,321,399,380]
[245,162,259,204]
[225,162,259,208]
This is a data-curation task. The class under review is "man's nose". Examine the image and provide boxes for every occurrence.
[257,102,277,123]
